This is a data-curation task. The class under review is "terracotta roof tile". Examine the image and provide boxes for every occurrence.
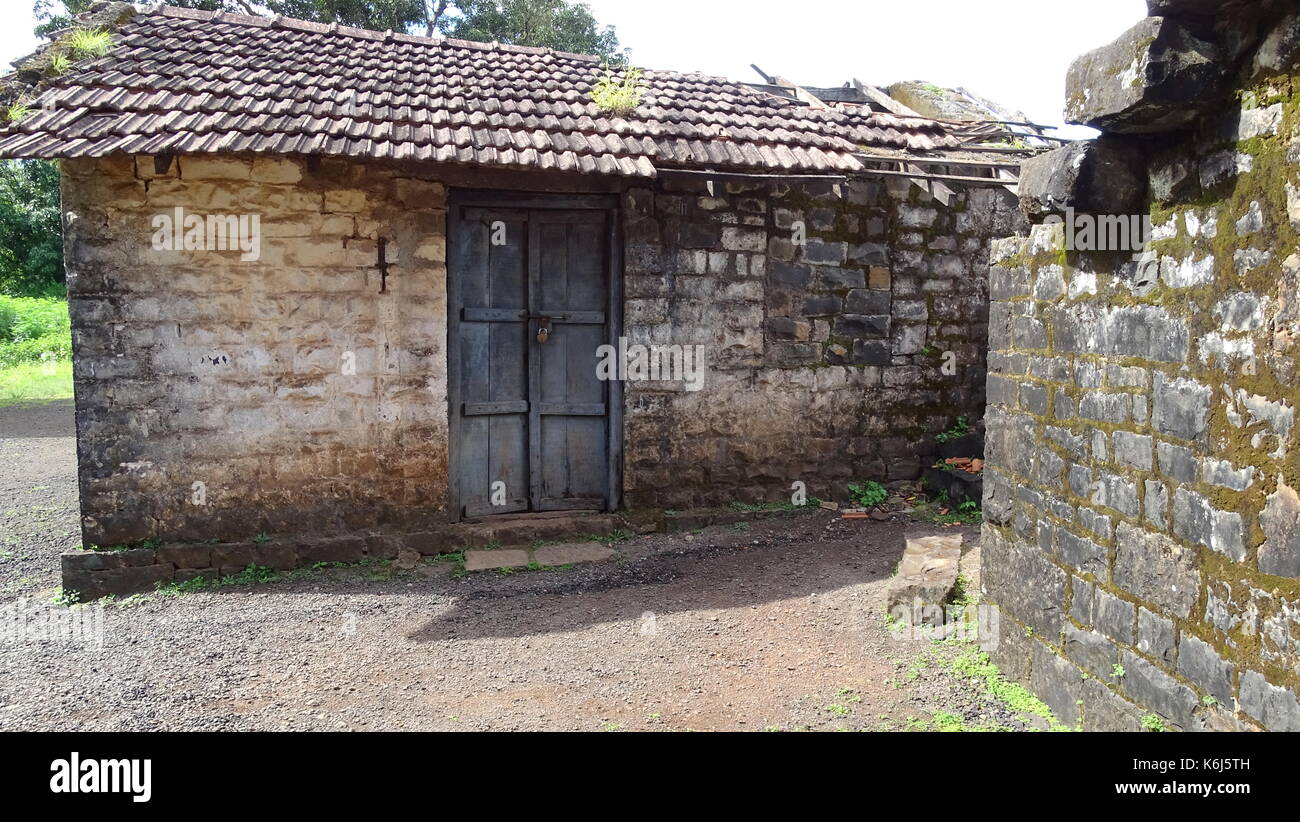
[0,4,960,177]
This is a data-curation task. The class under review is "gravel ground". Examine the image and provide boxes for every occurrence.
[0,399,81,600]
[0,400,1037,732]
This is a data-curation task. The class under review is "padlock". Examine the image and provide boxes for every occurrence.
[536,316,551,344]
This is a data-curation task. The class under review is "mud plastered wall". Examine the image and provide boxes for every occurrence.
[63,154,449,546]
[622,177,1025,509]
[982,3,1300,731]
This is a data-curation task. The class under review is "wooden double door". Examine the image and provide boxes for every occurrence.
[447,192,622,520]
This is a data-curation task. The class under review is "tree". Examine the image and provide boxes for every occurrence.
[0,160,64,297]
[440,0,620,59]
[34,1,621,56]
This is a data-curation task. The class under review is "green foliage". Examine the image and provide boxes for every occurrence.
[1140,713,1166,732]
[0,297,70,371]
[931,710,965,731]
[847,480,888,509]
[923,498,982,526]
[948,647,1072,731]
[935,415,972,444]
[0,160,65,296]
[591,64,644,115]
[5,102,30,123]
[49,587,79,606]
[443,0,622,59]
[33,0,93,38]
[1111,663,1126,679]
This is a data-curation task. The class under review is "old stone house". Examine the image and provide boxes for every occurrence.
[0,4,1028,593]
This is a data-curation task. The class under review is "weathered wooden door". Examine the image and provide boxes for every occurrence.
[447,192,622,521]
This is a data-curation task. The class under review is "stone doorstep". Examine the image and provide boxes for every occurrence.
[462,542,618,573]
[885,534,964,625]
[62,507,822,594]
[60,511,635,598]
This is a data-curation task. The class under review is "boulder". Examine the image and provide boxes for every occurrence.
[1066,16,1230,133]
[1018,138,1148,218]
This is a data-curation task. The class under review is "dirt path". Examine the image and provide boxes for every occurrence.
[0,400,1035,732]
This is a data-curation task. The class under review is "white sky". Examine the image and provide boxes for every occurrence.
[584,0,1148,136]
[1,0,1148,135]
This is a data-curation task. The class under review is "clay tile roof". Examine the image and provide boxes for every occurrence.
[0,3,960,177]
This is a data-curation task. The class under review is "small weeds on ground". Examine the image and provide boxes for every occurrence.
[586,529,632,544]
[728,497,822,513]
[931,710,966,732]
[253,532,271,544]
[158,559,399,597]
[911,496,982,526]
[1111,663,1126,680]
[847,480,888,508]
[935,416,972,444]
[945,645,1073,732]
[49,587,79,607]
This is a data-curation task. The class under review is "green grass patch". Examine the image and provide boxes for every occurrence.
[0,296,72,403]
[946,646,1073,731]
[0,359,72,405]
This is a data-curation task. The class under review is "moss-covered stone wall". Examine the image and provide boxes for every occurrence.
[982,4,1300,731]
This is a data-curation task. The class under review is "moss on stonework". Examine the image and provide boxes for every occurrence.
[988,74,1300,701]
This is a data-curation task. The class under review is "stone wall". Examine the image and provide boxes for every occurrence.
[982,0,1300,731]
[64,153,450,546]
[622,178,1024,509]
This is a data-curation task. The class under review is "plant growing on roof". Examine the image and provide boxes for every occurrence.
[591,63,645,116]
[64,28,113,59]
[4,100,30,123]
[47,53,71,76]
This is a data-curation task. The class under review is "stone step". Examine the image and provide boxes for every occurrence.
[885,534,963,626]
[463,541,618,573]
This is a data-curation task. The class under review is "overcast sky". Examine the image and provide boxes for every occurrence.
[583,0,1148,135]
[1,0,1148,134]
